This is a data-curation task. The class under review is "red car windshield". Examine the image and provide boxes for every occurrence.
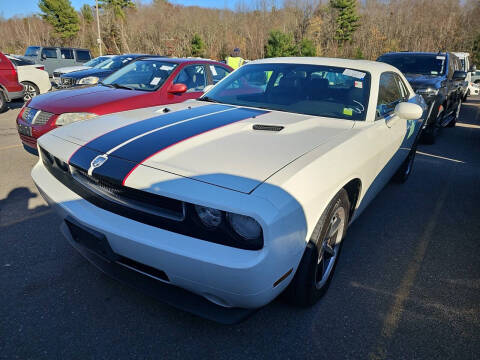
[101,60,178,91]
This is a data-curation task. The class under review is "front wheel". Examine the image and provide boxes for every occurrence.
[447,99,461,128]
[284,189,350,306]
[21,82,39,102]
[0,91,7,113]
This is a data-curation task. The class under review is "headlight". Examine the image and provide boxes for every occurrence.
[56,112,97,126]
[227,213,262,240]
[415,88,439,96]
[77,76,99,85]
[195,205,223,228]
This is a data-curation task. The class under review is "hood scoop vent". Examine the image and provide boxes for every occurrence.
[252,124,284,132]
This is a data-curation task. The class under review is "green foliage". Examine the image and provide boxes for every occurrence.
[38,0,79,40]
[330,0,360,44]
[299,38,316,56]
[99,0,135,21]
[81,4,93,24]
[354,47,364,59]
[190,33,205,57]
[472,33,480,66]
[264,30,297,58]
[218,43,229,60]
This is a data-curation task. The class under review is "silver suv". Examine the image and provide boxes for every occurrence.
[23,46,92,76]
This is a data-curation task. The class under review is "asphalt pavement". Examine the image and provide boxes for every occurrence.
[0,98,479,359]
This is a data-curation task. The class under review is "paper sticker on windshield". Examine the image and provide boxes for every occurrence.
[150,77,161,85]
[343,69,366,79]
[431,71,438,75]
[343,108,353,116]
[354,81,363,88]
[122,58,132,63]
[210,65,217,76]
[436,56,446,60]
[160,65,174,71]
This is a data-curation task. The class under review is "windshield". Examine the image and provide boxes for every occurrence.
[84,56,110,67]
[377,54,446,76]
[202,63,371,121]
[25,46,40,56]
[102,60,178,91]
[97,56,135,71]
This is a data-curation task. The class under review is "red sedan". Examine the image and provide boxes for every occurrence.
[17,57,232,154]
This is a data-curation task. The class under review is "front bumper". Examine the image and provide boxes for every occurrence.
[32,160,303,313]
[16,113,57,155]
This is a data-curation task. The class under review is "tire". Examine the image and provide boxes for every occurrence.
[0,91,7,113]
[447,99,462,128]
[21,82,39,102]
[284,189,350,307]
[421,127,436,145]
[393,143,417,183]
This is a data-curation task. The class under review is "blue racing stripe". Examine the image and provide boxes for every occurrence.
[69,104,232,168]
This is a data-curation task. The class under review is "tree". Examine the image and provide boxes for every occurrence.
[80,4,93,24]
[264,30,297,58]
[99,0,135,21]
[330,0,360,44]
[99,0,135,53]
[190,34,205,57]
[299,38,316,56]
[472,33,480,66]
[38,0,79,41]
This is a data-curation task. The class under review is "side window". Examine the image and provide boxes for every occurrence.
[75,50,91,62]
[211,65,231,84]
[41,48,58,59]
[448,57,454,79]
[60,48,74,59]
[174,65,206,92]
[376,72,403,119]
[394,74,410,101]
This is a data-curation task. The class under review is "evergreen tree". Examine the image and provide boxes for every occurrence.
[330,0,360,44]
[299,38,316,56]
[38,0,79,40]
[264,30,297,58]
[190,34,205,57]
[99,0,135,20]
[80,4,94,24]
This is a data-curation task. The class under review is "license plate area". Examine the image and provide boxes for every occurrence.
[65,217,118,262]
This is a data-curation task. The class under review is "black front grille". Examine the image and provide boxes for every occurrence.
[39,147,263,250]
[61,77,75,87]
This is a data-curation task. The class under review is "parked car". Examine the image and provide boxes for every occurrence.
[52,55,115,86]
[23,46,92,76]
[377,52,466,144]
[6,55,51,101]
[0,51,24,112]
[468,81,479,96]
[471,70,480,84]
[58,54,151,87]
[17,57,232,153]
[32,57,426,322]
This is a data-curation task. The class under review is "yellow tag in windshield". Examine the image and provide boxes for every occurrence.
[343,108,353,116]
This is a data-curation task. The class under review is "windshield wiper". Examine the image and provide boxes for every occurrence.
[198,96,220,103]
[110,83,133,90]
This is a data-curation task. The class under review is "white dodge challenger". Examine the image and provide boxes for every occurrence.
[32,57,426,323]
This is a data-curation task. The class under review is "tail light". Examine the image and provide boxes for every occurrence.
[10,67,18,82]
[36,65,45,71]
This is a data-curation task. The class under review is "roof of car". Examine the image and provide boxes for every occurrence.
[139,57,226,65]
[380,51,450,56]
[248,57,400,76]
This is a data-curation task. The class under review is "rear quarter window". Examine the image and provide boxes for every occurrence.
[75,50,91,62]
[60,48,74,59]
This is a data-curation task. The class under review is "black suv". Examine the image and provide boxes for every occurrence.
[377,52,467,144]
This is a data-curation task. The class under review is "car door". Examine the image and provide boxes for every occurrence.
[373,72,412,184]
[60,48,76,67]
[40,47,60,75]
[169,64,207,102]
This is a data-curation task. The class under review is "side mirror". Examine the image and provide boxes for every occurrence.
[168,83,187,94]
[395,102,423,120]
[452,70,467,81]
[41,53,46,60]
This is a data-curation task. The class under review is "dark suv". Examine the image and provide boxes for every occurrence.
[377,52,466,144]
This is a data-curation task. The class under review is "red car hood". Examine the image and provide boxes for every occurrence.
[27,86,146,115]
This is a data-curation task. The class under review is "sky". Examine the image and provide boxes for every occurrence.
[0,0,248,19]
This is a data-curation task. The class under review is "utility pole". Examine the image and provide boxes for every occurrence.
[95,0,102,56]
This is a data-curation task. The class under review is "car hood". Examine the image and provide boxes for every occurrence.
[62,67,113,79]
[49,102,354,193]
[405,74,442,90]
[54,65,90,74]
[27,85,145,114]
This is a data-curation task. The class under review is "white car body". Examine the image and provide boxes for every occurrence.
[468,82,479,96]
[32,58,426,321]
[6,55,51,98]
